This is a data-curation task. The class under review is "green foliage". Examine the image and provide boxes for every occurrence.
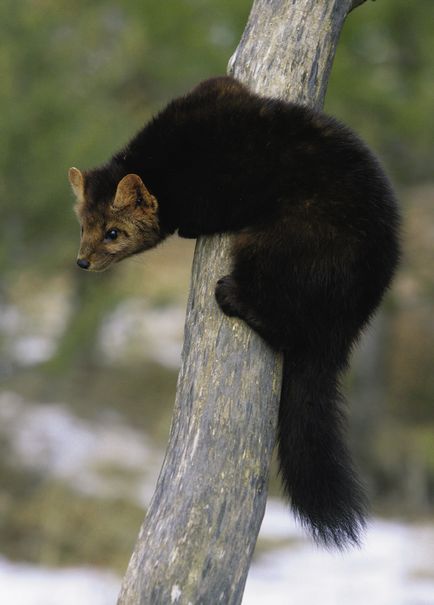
[3,362,178,441]
[0,463,144,571]
[45,270,122,372]
[1,0,432,277]
[326,0,434,182]
[0,0,251,275]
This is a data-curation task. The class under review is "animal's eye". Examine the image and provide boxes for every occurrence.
[104,228,119,241]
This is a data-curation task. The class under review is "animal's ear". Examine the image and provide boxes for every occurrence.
[112,174,157,211]
[68,167,84,201]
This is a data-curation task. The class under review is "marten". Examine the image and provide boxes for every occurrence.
[69,76,400,549]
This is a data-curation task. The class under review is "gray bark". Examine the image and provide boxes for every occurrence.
[118,1,363,603]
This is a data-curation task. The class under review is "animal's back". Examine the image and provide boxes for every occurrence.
[126,78,399,254]
[75,76,401,547]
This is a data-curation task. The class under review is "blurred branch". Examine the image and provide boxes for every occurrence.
[118,1,361,604]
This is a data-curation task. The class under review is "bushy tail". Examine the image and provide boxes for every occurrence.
[278,354,367,549]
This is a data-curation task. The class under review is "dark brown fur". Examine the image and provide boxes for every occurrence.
[70,76,400,548]
[71,170,160,270]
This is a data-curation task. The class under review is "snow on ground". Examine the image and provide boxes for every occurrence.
[0,292,72,367]
[0,558,120,605]
[244,499,434,605]
[1,501,434,605]
[0,298,185,370]
[0,391,162,505]
[1,391,434,605]
[98,300,185,369]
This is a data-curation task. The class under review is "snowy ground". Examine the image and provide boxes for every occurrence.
[0,298,185,370]
[244,501,434,605]
[1,500,434,605]
[0,391,162,504]
[1,393,433,604]
[0,559,120,605]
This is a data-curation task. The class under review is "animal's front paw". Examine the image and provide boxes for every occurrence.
[215,275,242,318]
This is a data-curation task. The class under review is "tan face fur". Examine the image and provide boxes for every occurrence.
[69,168,161,272]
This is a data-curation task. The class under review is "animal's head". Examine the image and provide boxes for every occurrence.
[69,167,162,272]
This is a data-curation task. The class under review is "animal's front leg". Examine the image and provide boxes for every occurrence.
[215,274,276,346]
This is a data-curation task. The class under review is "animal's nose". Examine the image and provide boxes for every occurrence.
[77,258,90,270]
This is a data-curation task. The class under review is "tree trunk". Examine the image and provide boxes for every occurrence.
[117,1,366,603]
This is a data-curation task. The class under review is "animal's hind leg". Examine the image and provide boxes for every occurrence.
[215,275,278,347]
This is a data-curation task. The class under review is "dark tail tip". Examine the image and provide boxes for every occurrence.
[278,357,369,550]
[279,455,368,550]
[294,486,368,550]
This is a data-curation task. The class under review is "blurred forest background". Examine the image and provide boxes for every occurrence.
[0,0,433,581]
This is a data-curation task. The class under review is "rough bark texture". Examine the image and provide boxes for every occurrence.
[118,1,362,603]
